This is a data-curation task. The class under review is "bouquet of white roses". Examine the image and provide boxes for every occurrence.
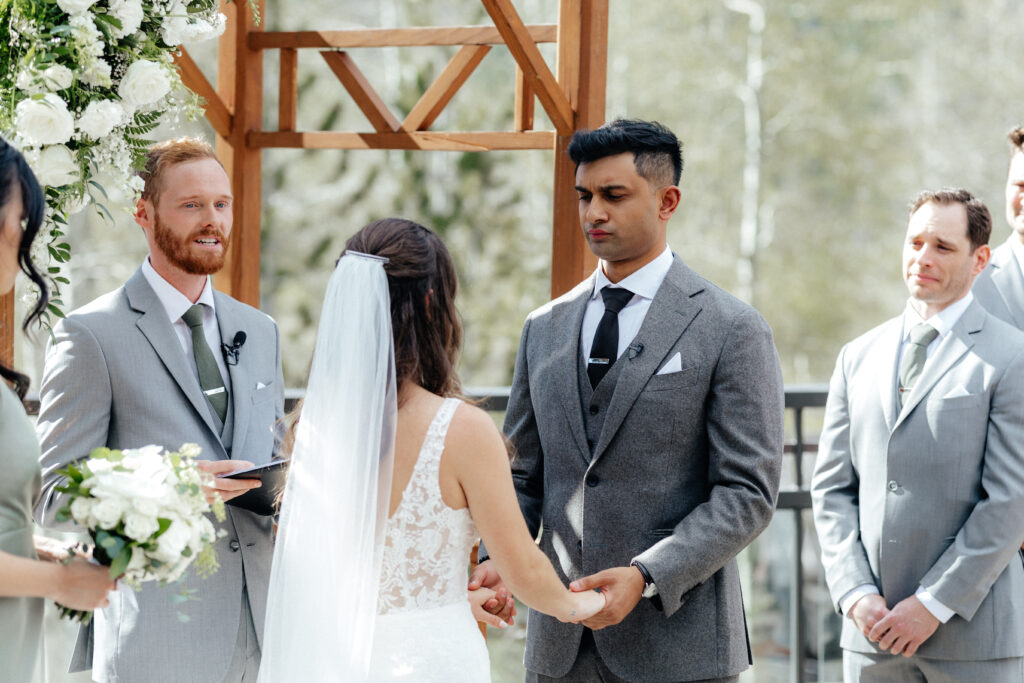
[0,0,248,321]
[55,443,226,622]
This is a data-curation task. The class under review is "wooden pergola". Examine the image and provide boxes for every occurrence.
[1,0,607,371]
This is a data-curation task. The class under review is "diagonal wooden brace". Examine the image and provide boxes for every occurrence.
[481,0,574,135]
[402,45,491,132]
[320,51,400,133]
[175,47,233,139]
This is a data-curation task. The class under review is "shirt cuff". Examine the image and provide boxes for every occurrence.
[915,586,955,623]
[839,584,879,617]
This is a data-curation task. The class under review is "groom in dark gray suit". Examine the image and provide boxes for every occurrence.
[472,119,784,682]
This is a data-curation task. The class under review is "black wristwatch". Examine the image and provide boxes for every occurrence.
[630,560,659,598]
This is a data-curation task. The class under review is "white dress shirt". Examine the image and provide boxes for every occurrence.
[141,258,230,390]
[1010,234,1024,279]
[840,292,975,624]
[580,246,674,363]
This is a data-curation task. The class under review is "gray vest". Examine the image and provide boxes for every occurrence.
[578,349,626,460]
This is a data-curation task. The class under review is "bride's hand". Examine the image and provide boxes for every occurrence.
[562,588,606,624]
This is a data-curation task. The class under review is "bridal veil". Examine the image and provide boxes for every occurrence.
[258,252,396,682]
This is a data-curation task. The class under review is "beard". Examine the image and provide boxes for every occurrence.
[152,213,230,275]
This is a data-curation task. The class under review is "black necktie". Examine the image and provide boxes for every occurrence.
[588,286,634,388]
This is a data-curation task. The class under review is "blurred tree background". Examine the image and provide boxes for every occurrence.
[17,0,1024,391]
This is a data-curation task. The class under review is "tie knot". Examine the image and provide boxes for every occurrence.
[600,286,634,315]
[181,304,206,330]
[908,323,939,347]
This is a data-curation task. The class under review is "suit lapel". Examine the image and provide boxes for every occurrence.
[591,258,702,463]
[895,302,983,428]
[877,319,902,432]
[126,270,224,448]
[989,238,1024,327]
[551,278,594,462]
[216,293,251,457]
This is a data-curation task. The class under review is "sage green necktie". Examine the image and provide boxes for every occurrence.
[899,323,939,406]
[181,304,228,423]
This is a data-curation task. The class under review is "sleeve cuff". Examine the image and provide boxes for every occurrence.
[839,584,880,617]
[915,586,955,623]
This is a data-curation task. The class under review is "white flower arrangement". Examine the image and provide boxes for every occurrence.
[0,0,255,322]
[54,443,227,623]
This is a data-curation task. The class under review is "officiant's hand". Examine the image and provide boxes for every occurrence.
[570,566,644,630]
[196,460,261,504]
[468,560,516,624]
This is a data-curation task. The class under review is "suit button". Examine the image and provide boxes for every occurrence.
[229,540,241,552]
[887,481,898,491]
[589,405,599,415]
[586,475,599,487]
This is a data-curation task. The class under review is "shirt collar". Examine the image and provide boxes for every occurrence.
[141,257,217,325]
[903,291,973,340]
[590,245,674,301]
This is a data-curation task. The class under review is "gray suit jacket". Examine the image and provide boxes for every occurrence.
[506,257,784,682]
[34,269,284,683]
[973,236,1024,328]
[811,300,1024,660]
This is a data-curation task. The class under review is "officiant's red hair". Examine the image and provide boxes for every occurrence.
[344,217,463,400]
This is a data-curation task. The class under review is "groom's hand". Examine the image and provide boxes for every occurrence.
[570,566,644,630]
[468,560,516,624]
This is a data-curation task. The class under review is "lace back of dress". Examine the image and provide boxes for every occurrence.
[378,398,479,614]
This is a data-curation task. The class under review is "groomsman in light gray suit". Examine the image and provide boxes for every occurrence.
[35,138,283,683]
[812,189,1024,682]
[471,119,784,682]
[973,126,1024,327]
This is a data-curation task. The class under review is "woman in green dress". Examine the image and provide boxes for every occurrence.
[0,138,115,682]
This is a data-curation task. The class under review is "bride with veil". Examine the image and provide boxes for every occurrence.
[257,218,604,682]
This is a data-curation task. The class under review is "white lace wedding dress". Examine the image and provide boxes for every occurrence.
[369,398,491,681]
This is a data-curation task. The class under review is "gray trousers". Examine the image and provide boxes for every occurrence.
[844,649,1024,682]
[221,589,260,683]
[525,629,739,683]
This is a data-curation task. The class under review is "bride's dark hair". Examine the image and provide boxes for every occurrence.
[343,217,463,398]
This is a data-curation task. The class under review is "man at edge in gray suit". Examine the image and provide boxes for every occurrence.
[973,125,1024,328]
[812,189,1024,682]
[470,119,785,682]
[35,138,284,683]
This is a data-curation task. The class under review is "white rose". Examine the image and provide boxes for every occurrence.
[62,192,90,215]
[133,498,158,518]
[109,0,144,39]
[90,469,168,502]
[34,145,80,187]
[41,65,74,91]
[77,100,124,139]
[69,496,96,525]
[126,546,147,572]
[91,497,125,529]
[80,59,112,88]
[118,60,172,108]
[160,15,190,47]
[123,512,160,542]
[153,518,191,561]
[14,94,75,145]
[57,0,97,15]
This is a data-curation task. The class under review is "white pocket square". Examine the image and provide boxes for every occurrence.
[941,385,971,399]
[656,352,682,375]
[255,381,268,391]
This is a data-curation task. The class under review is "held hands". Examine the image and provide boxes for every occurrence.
[196,460,261,504]
[569,566,645,630]
[562,586,606,624]
[866,595,939,657]
[468,560,516,625]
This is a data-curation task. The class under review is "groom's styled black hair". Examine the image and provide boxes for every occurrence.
[567,118,683,188]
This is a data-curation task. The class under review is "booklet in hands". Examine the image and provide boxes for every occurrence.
[218,459,288,516]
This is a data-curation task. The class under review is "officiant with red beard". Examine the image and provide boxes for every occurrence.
[35,137,284,683]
